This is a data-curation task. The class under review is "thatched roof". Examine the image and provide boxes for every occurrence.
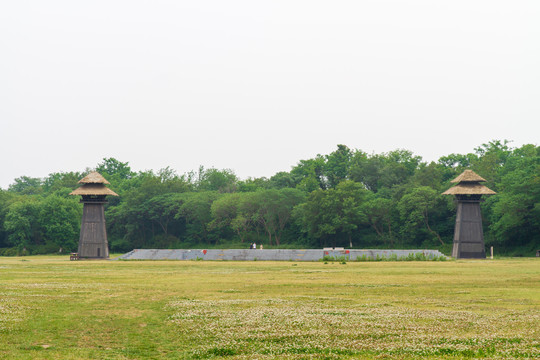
[78,172,110,184]
[71,172,118,196]
[442,183,496,195]
[70,184,119,196]
[450,170,487,183]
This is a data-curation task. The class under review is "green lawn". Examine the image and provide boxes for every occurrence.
[0,256,538,359]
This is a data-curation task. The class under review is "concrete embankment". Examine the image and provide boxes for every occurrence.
[116,248,446,261]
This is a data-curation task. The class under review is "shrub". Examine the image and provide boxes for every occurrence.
[0,247,18,256]
[354,252,448,262]
[320,255,348,263]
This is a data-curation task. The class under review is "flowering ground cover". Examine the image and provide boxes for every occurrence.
[0,256,538,359]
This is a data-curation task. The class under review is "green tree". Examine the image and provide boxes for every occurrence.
[295,181,369,248]
[249,189,306,246]
[8,176,43,195]
[379,150,422,190]
[488,144,540,250]
[237,177,270,192]
[349,150,420,193]
[0,190,18,247]
[291,156,327,192]
[409,162,444,190]
[325,144,352,188]
[363,196,395,246]
[471,140,512,185]
[438,153,474,168]
[176,192,222,244]
[197,167,238,193]
[209,193,242,240]
[42,171,84,195]
[333,181,370,247]
[142,194,182,237]
[39,195,82,251]
[96,158,134,180]
[397,186,446,246]
[294,189,328,247]
[235,192,260,243]
[269,172,296,189]
[349,152,383,192]
[4,198,42,249]
[106,169,191,249]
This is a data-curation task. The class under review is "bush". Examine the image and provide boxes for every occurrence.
[110,238,132,253]
[320,255,348,263]
[0,247,19,256]
[29,242,65,255]
[354,252,448,262]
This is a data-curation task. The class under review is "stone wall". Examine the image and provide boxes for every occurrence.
[116,248,446,261]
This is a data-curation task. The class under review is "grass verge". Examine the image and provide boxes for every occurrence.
[0,256,538,359]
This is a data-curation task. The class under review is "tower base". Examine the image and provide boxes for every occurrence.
[452,200,486,259]
[78,201,109,259]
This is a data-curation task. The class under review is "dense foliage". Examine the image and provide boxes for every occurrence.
[0,140,538,256]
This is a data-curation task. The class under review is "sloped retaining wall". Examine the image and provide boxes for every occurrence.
[116,248,446,261]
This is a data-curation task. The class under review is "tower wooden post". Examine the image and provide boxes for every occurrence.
[442,170,496,259]
[70,172,118,259]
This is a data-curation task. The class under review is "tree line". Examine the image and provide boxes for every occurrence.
[0,140,538,256]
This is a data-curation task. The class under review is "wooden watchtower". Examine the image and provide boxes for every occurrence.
[442,170,496,259]
[70,172,118,258]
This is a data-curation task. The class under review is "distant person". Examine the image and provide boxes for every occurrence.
[260,244,263,250]
[253,242,257,250]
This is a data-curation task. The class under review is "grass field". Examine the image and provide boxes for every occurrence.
[0,256,538,359]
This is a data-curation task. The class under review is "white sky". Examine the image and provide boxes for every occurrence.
[1,1,539,189]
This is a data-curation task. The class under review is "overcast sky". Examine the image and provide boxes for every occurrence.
[1,1,539,189]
